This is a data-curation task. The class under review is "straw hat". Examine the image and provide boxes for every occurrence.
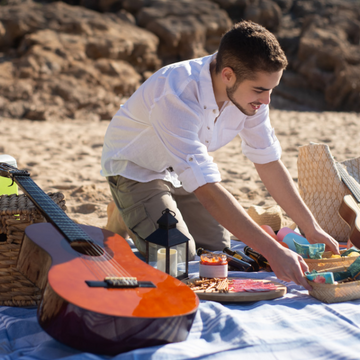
[247,204,285,232]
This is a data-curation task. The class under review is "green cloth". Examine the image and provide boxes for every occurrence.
[306,257,360,283]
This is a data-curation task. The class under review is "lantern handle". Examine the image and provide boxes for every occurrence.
[162,208,176,217]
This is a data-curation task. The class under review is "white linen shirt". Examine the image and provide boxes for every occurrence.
[101,54,282,193]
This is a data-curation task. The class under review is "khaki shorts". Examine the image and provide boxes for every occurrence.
[107,176,230,259]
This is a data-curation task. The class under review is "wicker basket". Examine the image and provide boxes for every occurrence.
[305,250,358,272]
[0,192,66,307]
[307,265,360,303]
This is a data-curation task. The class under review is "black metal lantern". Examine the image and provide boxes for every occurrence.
[145,208,190,280]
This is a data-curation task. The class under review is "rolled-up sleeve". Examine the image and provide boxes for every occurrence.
[178,154,221,192]
[150,92,221,192]
[239,105,282,164]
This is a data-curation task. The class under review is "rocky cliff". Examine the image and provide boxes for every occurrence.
[0,0,359,121]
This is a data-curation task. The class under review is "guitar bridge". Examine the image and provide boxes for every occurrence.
[86,277,156,289]
[105,276,138,287]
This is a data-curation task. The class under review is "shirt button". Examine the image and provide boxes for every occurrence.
[189,157,193,162]
[213,109,217,114]
[207,126,210,130]
[204,106,207,109]
[205,140,209,143]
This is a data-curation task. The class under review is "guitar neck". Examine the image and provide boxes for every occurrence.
[15,175,93,243]
[336,163,360,203]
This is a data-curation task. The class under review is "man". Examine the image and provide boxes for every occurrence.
[101,21,339,290]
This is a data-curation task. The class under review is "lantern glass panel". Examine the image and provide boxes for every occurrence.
[148,243,187,278]
[157,246,177,277]
[147,243,162,269]
[174,243,187,279]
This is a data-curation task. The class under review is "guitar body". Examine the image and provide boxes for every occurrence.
[0,162,199,355]
[339,194,360,248]
[17,223,199,355]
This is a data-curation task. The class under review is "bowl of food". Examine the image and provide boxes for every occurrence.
[305,249,359,272]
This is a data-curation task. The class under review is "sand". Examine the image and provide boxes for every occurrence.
[1,110,360,230]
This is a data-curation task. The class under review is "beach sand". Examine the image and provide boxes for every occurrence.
[1,110,360,231]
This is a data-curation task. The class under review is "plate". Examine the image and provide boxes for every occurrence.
[185,277,287,302]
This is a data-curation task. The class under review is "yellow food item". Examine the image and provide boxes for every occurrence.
[328,251,359,258]
[348,252,360,257]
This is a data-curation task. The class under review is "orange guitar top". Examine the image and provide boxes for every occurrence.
[25,223,199,318]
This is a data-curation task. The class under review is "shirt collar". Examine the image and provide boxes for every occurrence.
[199,53,218,111]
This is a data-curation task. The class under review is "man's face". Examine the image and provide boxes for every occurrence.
[226,70,283,116]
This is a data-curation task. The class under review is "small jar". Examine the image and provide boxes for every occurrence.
[199,253,228,279]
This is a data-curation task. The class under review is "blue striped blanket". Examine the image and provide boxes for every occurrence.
[1,240,360,360]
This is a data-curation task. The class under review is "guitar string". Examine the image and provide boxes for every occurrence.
[82,244,133,278]
[65,237,135,280]
[64,231,137,279]
[80,246,127,278]
[337,164,360,203]
[16,177,134,280]
[15,169,159,285]
[67,235,134,279]
[13,172,157,281]
[85,254,130,280]
[80,235,139,277]
[93,247,143,279]
[344,176,360,202]
[79,252,114,280]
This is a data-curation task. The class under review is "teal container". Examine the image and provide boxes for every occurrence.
[0,155,18,196]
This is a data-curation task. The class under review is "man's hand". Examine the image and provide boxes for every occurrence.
[303,225,340,254]
[254,160,340,255]
[265,244,312,291]
[194,182,314,291]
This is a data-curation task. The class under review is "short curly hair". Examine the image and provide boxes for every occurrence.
[215,21,288,81]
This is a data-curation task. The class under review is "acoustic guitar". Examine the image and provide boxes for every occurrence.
[0,163,199,355]
[336,162,360,248]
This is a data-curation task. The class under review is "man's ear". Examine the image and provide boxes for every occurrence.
[221,67,236,86]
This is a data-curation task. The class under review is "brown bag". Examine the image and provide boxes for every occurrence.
[297,143,360,242]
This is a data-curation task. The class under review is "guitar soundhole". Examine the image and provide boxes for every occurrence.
[71,241,104,257]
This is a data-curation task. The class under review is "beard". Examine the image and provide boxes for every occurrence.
[226,82,260,116]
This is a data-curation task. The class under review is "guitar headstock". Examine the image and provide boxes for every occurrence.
[0,162,30,179]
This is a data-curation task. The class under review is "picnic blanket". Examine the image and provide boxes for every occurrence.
[1,239,360,360]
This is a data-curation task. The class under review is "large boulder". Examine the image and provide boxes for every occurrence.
[53,0,233,64]
[0,1,161,120]
[132,0,232,63]
[271,0,360,111]
[294,5,360,111]
[244,0,282,32]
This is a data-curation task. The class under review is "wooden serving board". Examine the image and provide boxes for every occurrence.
[186,277,287,302]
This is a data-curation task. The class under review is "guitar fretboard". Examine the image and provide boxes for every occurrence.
[336,163,360,203]
[15,175,93,243]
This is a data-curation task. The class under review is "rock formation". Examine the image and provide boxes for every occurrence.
[0,0,359,120]
[0,1,160,120]
[275,0,360,111]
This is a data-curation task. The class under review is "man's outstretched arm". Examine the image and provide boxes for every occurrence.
[254,159,339,254]
[194,181,312,290]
